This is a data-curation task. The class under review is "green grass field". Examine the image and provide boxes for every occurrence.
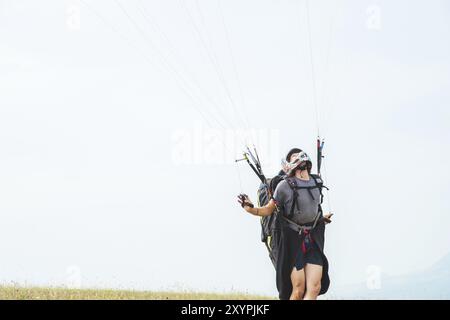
[0,286,275,300]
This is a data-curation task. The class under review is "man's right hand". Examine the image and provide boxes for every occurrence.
[237,194,254,211]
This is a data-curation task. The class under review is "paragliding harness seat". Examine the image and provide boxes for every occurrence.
[283,174,325,232]
[258,173,327,267]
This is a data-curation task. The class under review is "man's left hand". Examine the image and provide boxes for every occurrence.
[323,213,333,224]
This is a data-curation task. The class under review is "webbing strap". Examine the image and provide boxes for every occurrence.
[282,209,323,235]
[292,185,320,190]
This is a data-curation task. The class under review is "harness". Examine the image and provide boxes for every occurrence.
[282,174,328,237]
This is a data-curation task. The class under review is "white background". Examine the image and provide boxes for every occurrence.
[0,0,449,297]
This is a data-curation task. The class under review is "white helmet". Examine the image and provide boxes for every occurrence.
[281,151,312,175]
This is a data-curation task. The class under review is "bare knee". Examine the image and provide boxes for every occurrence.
[306,281,321,296]
[291,282,305,300]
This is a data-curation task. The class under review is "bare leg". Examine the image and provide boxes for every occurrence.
[289,267,306,300]
[303,263,323,300]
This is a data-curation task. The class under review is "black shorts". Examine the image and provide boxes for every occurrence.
[294,240,323,270]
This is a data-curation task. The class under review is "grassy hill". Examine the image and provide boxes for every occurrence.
[0,286,275,300]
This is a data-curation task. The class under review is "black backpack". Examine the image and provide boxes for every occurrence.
[257,173,284,267]
[257,173,325,267]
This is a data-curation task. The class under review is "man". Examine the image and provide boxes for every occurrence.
[238,149,332,300]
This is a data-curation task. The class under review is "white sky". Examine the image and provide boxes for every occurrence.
[0,0,449,297]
